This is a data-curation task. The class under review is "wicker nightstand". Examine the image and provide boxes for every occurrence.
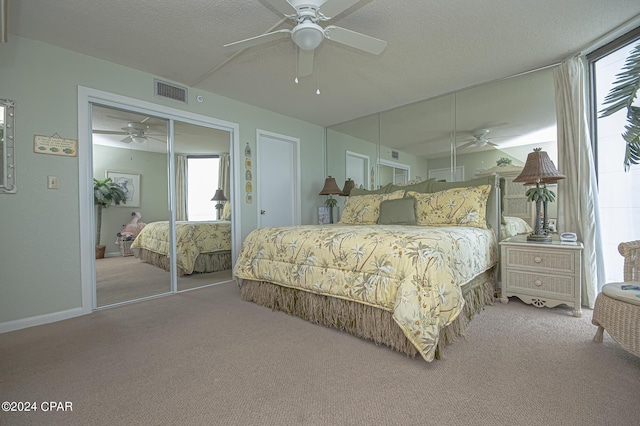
[499,234,583,317]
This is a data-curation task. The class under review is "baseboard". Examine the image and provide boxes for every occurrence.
[0,307,88,334]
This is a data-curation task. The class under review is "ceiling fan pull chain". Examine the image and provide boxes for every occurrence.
[295,46,299,84]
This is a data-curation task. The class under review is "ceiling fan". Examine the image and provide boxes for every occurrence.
[223,0,387,77]
[92,122,166,144]
[457,129,501,149]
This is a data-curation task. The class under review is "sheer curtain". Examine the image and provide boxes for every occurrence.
[175,154,188,221]
[553,56,605,308]
[218,153,230,213]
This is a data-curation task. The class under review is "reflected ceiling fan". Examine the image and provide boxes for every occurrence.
[223,0,387,77]
[457,127,516,149]
[93,122,166,144]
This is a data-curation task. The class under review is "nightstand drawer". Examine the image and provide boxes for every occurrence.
[505,270,575,297]
[505,247,576,274]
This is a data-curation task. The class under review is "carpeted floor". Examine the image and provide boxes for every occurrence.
[1,282,639,426]
[96,256,232,306]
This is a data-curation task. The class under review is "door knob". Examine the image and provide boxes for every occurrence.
[260,210,266,215]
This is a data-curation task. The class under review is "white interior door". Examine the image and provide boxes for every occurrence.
[346,151,370,190]
[256,130,300,228]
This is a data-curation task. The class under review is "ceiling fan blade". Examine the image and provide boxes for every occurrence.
[320,0,360,19]
[298,48,314,77]
[224,29,291,51]
[93,130,128,135]
[146,136,166,143]
[265,0,297,15]
[458,141,474,149]
[121,136,133,144]
[324,26,387,55]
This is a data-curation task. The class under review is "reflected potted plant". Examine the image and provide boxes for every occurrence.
[94,177,126,259]
[496,157,512,166]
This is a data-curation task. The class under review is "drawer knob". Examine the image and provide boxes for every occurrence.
[534,279,543,287]
[534,256,543,263]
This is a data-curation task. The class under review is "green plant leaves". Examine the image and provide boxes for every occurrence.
[525,186,556,203]
[599,42,640,171]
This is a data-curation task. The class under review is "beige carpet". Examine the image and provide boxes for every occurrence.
[96,256,232,306]
[1,282,639,426]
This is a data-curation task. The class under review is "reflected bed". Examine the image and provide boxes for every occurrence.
[131,220,232,275]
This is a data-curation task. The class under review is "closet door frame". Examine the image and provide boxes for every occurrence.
[78,87,240,312]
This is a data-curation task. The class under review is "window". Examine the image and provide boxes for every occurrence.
[588,28,640,282]
[187,156,219,221]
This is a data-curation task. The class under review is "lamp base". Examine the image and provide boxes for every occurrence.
[527,233,552,243]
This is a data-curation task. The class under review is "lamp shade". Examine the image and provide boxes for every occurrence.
[513,149,565,184]
[211,189,227,202]
[340,178,355,196]
[319,176,342,195]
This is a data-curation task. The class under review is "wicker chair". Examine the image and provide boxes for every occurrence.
[592,240,640,358]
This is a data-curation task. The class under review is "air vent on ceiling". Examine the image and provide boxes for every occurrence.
[391,150,399,160]
[154,79,188,104]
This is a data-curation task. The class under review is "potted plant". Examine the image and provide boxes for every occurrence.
[94,177,126,258]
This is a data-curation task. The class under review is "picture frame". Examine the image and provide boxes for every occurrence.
[318,206,330,225]
[106,171,140,207]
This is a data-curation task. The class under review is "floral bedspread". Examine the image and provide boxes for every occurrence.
[131,221,231,274]
[234,224,497,361]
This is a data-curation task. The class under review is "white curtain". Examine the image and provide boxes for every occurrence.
[553,56,605,308]
[175,155,188,221]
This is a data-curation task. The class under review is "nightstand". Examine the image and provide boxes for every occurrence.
[499,234,583,317]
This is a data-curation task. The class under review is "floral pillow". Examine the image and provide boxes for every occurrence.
[338,190,405,224]
[407,184,491,228]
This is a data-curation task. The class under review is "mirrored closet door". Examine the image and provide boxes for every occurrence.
[91,104,234,307]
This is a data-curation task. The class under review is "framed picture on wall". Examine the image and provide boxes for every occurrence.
[106,171,141,207]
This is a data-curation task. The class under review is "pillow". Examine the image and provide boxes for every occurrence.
[349,183,392,196]
[338,190,405,224]
[389,178,435,194]
[378,197,417,225]
[407,184,491,228]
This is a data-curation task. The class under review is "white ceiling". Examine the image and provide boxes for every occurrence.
[8,0,640,128]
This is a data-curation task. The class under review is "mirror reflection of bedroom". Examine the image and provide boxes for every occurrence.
[92,104,232,307]
[328,67,557,241]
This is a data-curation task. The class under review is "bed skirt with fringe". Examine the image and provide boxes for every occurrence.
[135,248,232,276]
[240,267,496,360]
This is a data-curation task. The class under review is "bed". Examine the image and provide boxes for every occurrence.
[131,220,232,275]
[234,175,501,362]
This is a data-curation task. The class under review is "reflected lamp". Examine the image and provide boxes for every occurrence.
[211,189,228,220]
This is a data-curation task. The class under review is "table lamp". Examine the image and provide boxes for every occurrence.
[211,189,227,220]
[513,148,565,242]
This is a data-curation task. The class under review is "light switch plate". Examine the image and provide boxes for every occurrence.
[47,176,59,189]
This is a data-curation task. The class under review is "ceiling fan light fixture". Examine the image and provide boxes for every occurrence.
[131,135,147,144]
[292,22,324,50]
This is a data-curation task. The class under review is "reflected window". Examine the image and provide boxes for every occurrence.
[187,156,219,221]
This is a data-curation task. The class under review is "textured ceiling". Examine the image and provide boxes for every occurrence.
[8,0,640,127]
